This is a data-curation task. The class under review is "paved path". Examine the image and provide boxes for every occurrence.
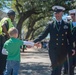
[19,48,51,75]
[19,48,76,75]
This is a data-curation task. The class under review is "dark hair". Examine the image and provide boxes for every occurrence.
[7,10,15,16]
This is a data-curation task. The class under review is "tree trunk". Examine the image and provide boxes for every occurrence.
[16,16,25,38]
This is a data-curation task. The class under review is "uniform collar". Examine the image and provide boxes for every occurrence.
[57,20,62,23]
[56,20,62,24]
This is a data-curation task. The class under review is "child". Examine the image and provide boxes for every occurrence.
[2,27,35,75]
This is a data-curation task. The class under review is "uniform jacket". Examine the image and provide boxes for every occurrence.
[34,20,73,67]
[72,25,76,48]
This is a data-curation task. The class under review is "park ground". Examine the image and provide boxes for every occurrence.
[19,47,76,75]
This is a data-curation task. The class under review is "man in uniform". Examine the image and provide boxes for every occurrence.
[0,10,15,75]
[64,9,76,75]
[33,6,75,75]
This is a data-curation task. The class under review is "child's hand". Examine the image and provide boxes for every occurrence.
[26,45,33,48]
[34,42,42,48]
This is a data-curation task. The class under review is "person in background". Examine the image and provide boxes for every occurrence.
[0,10,15,75]
[64,9,76,75]
[2,27,37,75]
[33,5,75,75]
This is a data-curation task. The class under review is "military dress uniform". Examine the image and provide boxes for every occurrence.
[64,9,76,75]
[34,19,73,75]
[70,26,76,75]
[34,6,73,75]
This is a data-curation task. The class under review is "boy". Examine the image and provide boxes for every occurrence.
[2,27,36,75]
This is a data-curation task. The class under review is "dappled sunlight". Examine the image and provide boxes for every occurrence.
[19,48,51,75]
[19,62,51,75]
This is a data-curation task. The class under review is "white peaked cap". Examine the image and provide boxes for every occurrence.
[69,9,76,14]
[52,5,65,12]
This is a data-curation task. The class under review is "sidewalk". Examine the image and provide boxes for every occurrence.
[19,48,51,75]
[19,48,76,75]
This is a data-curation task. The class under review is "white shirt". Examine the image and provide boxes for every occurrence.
[2,41,34,55]
[23,41,34,46]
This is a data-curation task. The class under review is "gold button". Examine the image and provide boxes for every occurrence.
[56,34,58,36]
[62,43,64,45]
[62,34,64,36]
[56,38,58,40]
[62,39,64,40]
[56,43,58,45]
[65,32,67,34]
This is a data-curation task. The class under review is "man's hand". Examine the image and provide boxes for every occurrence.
[72,49,75,56]
[34,42,42,48]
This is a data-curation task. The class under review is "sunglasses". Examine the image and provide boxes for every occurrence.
[70,13,75,15]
